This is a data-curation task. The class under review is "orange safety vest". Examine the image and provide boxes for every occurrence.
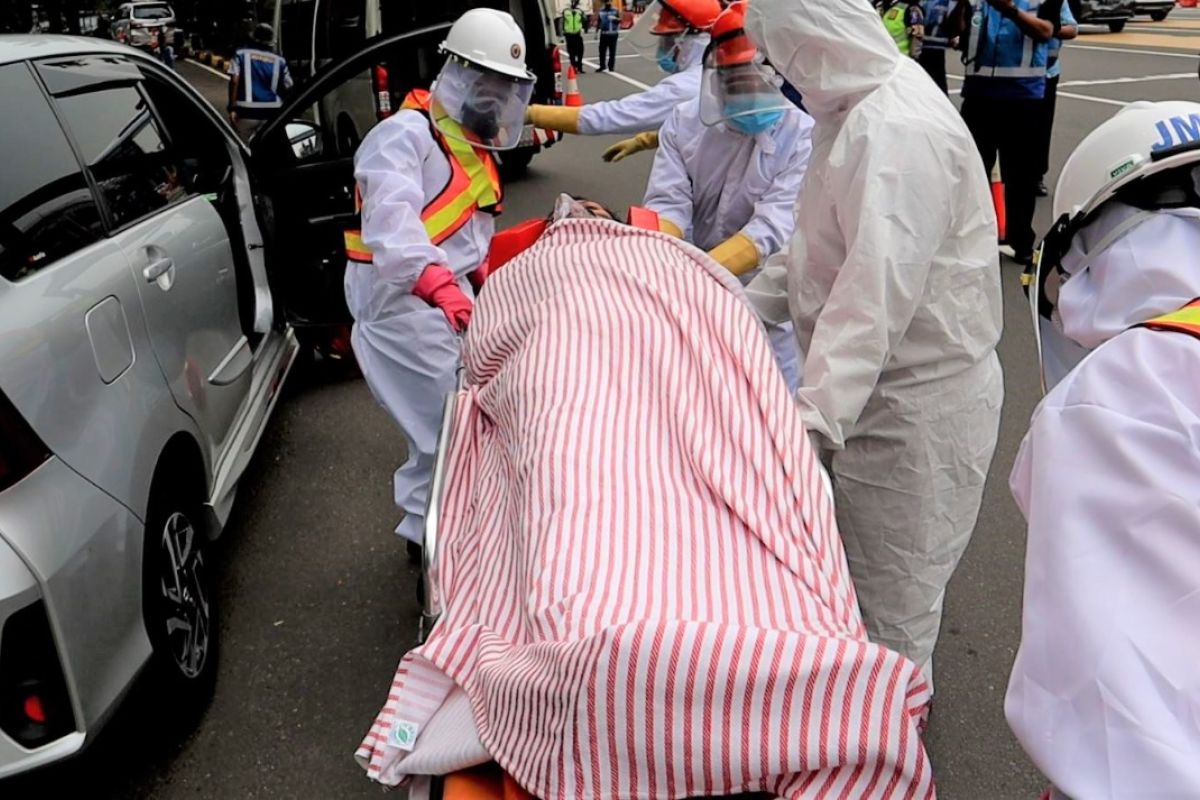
[345,89,503,264]
[1135,298,1200,340]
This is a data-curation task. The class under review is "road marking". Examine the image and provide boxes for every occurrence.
[186,58,230,81]
[1070,42,1200,58]
[582,58,653,90]
[1056,90,1127,107]
[1059,71,1197,86]
[1075,31,1200,49]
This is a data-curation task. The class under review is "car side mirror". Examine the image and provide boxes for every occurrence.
[285,121,323,161]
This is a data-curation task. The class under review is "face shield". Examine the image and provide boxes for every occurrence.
[628,0,710,70]
[698,31,791,134]
[430,56,534,151]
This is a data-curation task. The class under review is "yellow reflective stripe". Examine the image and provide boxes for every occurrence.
[1147,304,1200,327]
[344,230,373,262]
[435,113,501,209]
[423,191,477,241]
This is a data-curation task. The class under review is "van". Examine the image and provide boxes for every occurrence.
[270,0,573,174]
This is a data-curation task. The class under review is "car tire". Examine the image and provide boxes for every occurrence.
[1108,19,1127,31]
[142,475,218,713]
[1150,9,1168,20]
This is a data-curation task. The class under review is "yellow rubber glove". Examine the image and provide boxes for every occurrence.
[658,217,683,238]
[525,104,581,134]
[707,232,760,277]
[602,131,660,163]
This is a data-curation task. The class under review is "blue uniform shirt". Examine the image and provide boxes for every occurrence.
[598,6,621,33]
[961,0,1050,100]
[1046,2,1077,79]
[229,46,293,118]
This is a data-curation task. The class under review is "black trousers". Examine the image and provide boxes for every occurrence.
[1035,74,1060,180]
[565,33,584,71]
[918,48,947,94]
[960,95,1043,256]
[598,33,618,71]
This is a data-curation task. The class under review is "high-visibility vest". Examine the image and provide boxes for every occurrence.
[563,8,584,35]
[345,89,503,265]
[1135,298,1200,340]
[882,3,910,56]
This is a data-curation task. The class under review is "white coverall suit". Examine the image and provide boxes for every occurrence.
[643,98,814,390]
[744,0,1004,686]
[345,111,487,543]
[575,38,706,135]
[1007,204,1200,799]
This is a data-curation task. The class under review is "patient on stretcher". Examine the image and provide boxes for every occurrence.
[356,208,934,799]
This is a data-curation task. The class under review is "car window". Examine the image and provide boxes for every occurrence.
[139,68,234,196]
[54,83,185,229]
[133,4,173,20]
[0,63,104,282]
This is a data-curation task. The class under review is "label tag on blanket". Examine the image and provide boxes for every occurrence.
[389,719,420,751]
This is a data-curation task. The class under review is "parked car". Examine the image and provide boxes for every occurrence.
[0,30,400,778]
[1132,0,1174,21]
[111,1,175,54]
[270,0,574,176]
[1070,0,1137,31]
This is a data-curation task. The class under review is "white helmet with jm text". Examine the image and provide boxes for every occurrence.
[432,8,536,150]
[1028,100,1200,390]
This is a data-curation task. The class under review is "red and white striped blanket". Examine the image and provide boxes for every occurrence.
[356,219,933,798]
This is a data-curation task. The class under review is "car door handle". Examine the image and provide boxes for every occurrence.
[143,256,174,283]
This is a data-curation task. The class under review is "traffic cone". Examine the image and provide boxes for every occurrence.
[990,157,1007,243]
[565,65,583,107]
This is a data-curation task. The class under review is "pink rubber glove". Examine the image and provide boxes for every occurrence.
[412,265,473,332]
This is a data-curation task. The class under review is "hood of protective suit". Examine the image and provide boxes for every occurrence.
[1058,203,1200,350]
[744,0,899,121]
[677,33,709,71]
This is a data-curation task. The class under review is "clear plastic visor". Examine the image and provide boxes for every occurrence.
[628,1,704,63]
[430,57,534,151]
[698,41,790,127]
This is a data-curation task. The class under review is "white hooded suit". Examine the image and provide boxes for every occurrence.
[744,0,1004,684]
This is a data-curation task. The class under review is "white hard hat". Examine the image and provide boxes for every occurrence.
[1053,100,1200,224]
[440,8,535,81]
[1027,99,1200,392]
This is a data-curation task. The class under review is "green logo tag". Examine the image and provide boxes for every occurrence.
[1109,159,1136,180]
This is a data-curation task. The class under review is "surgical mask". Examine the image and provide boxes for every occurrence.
[721,94,785,135]
[657,47,678,73]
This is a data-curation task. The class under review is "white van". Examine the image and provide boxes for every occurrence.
[270,0,572,174]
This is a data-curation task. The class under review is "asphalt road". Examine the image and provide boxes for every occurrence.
[5,16,1200,800]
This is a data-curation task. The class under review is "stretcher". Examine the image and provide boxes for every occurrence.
[358,217,933,799]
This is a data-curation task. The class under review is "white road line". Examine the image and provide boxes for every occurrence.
[1069,43,1200,59]
[582,58,653,90]
[1056,90,1127,107]
[1059,72,1196,86]
[185,58,230,81]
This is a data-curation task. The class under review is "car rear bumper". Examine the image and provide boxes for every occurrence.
[1133,1,1173,9]
[0,458,148,778]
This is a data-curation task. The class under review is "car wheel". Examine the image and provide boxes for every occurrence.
[1150,9,1168,20]
[1108,19,1127,31]
[142,480,218,708]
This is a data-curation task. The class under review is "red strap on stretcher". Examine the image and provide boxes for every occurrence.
[627,205,661,231]
[485,219,550,278]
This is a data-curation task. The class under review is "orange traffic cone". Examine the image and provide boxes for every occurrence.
[990,157,1007,244]
[565,64,583,107]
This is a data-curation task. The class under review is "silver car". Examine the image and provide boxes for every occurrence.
[0,32,379,777]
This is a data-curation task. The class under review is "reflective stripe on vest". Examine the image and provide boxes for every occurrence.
[1135,298,1200,340]
[563,9,584,34]
[344,89,502,264]
[236,49,285,110]
[882,5,910,56]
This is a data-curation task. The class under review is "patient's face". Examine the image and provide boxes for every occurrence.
[549,193,617,221]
